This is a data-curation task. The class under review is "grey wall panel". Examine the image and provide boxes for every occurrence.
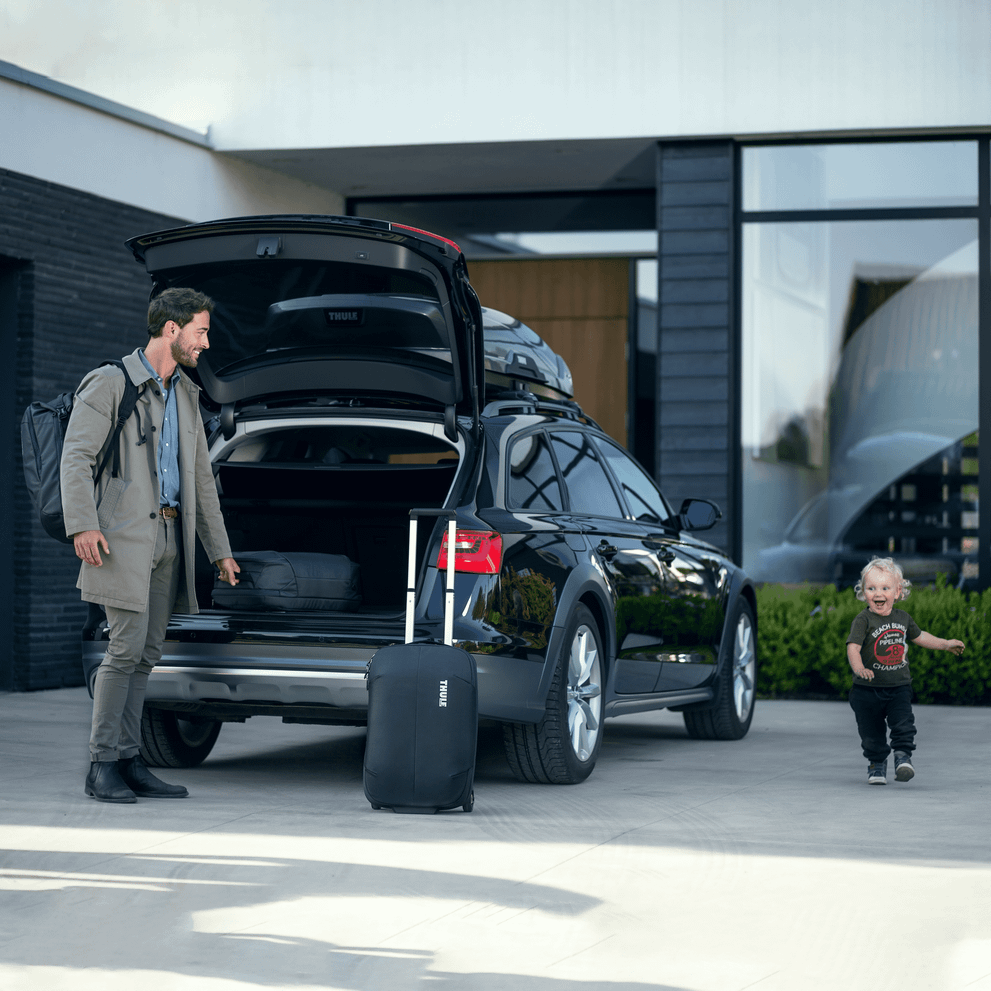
[660,182,731,207]
[660,254,729,279]
[658,377,729,403]
[659,427,728,451]
[661,353,729,378]
[660,231,730,256]
[656,141,736,559]
[660,401,729,427]
[660,329,728,352]
[660,304,730,329]
[660,281,728,305]
[659,206,731,231]
[660,156,732,183]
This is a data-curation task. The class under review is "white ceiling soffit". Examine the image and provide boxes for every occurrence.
[224,138,660,200]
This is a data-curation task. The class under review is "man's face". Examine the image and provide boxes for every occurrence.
[863,568,900,616]
[170,311,210,367]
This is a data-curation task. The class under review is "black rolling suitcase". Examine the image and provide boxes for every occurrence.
[363,509,477,814]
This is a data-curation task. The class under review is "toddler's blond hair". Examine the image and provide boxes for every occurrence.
[854,556,911,602]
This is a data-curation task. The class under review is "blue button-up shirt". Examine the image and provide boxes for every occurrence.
[139,350,181,508]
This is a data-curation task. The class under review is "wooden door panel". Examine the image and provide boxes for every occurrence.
[470,258,629,445]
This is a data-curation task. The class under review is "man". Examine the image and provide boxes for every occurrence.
[61,287,240,803]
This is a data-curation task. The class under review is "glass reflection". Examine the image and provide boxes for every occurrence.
[742,219,979,584]
[743,141,978,211]
[507,433,563,512]
[551,432,625,518]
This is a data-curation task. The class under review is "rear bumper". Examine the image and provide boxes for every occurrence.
[84,640,548,724]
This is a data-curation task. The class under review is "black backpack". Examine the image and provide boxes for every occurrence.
[21,359,142,544]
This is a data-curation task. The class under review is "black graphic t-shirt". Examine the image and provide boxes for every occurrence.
[846,608,921,688]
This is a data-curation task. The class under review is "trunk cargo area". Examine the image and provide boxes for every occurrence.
[195,459,459,616]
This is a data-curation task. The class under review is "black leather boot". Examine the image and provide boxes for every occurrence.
[85,761,137,803]
[117,755,189,798]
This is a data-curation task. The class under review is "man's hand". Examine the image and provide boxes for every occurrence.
[73,530,109,567]
[216,557,240,586]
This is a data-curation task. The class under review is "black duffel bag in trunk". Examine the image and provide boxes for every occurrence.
[213,551,361,612]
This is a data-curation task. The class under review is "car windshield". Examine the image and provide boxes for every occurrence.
[160,259,443,372]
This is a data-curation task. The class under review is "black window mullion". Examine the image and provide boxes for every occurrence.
[978,136,991,591]
[742,206,979,224]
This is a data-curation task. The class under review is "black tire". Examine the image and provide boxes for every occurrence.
[140,707,222,768]
[684,598,756,741]
[503,604,604,784]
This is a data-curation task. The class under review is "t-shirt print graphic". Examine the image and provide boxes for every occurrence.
[874,626,907,666]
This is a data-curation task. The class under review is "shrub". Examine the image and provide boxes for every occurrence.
[754,580,991,705]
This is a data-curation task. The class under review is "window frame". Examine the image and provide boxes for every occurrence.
[546,426,627,521]
[505,426,566,515]
[590,434,677,529]
[735,133,991,589]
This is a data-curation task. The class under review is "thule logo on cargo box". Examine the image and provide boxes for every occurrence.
[439,680,448,707]
[323,308,363,326]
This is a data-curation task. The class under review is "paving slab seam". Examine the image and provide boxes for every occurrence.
[738,970,782,990]
[546,932,616,969]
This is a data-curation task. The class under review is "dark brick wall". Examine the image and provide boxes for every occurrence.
[655,141,737,560]
[0,168,182,690]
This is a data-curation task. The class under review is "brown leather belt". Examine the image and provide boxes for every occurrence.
[158,506,180,519]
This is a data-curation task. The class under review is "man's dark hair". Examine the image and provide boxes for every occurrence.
[147,288,215,337]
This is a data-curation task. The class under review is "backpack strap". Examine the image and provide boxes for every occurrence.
[92,359,145,485]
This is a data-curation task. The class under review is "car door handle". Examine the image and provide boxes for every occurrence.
[596,541,618,561]
[643,539,675,563]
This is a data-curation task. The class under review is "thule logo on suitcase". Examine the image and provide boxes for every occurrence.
[439,680,448,707]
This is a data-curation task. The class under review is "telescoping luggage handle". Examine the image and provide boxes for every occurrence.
[406,509,457,647]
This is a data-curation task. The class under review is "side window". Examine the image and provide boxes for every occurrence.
[551,431,625,518]
[507,432,563,512]
[595,438,672,525]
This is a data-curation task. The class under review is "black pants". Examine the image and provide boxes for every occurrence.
[849,684,916,762]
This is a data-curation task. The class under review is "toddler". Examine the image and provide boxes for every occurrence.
[846,556,965,785]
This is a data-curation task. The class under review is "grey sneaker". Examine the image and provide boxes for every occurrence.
[894,752,915,781]
[868,760,887,785]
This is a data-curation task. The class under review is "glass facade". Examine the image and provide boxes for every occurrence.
[743,141,979,211]
[742,141,981,586]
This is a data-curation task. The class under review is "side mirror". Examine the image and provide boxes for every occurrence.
[678,498,722,531]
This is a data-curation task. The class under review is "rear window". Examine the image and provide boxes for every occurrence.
[507,433,563,512]
[220,425,458,466]
[161,260,442,372]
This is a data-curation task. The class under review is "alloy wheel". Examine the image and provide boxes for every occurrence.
[733,611,756,723]
[566,624,602,762]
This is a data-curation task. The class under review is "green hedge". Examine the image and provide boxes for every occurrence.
[754,579,991,705]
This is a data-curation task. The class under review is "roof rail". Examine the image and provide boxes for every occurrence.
[482,389,601,430]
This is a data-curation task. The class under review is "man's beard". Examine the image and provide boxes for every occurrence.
[171,339,199,367]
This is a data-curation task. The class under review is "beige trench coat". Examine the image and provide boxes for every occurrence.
[60,349,232,614]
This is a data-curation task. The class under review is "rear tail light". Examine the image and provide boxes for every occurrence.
[437,530,503,574]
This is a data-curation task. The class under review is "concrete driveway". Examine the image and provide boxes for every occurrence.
[0,688,988,991]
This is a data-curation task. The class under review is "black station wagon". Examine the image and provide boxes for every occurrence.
[82,215,758,784]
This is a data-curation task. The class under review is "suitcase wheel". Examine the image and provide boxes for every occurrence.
[462,791,474,813]
[370,803,382,811]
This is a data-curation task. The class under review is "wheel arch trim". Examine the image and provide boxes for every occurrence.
[533,567,615,713]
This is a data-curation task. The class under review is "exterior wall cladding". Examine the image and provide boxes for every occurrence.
[0,167,182,691]
[656,141,736,560]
